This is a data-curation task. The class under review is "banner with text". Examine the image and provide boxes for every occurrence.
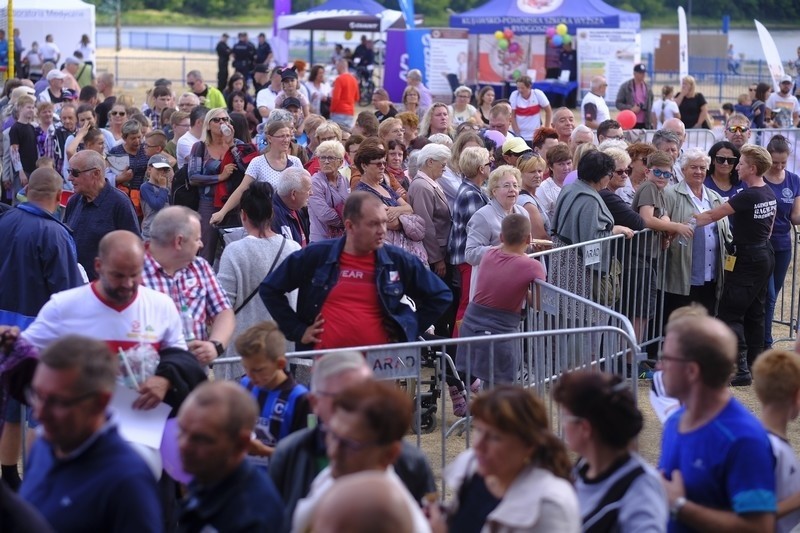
[575,28,640,104]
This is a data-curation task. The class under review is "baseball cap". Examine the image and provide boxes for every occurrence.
[780,74,793,83]
[502,137,531,155]
[64,56,81,66]
[633,63,647,74]
[148,154,171,169]
[281,68,298,81]
[47,70,66,81]
[254,64,269,74]
[281,97,302,110]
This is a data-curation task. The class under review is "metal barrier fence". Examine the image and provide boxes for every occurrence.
[772,226,800,344]
[627,129,720,154]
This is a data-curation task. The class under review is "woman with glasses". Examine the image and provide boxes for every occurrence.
[448,86,483,127]
[553,371,667,532]
[624,143,657,204]
[764,135,800,348]
[103,103,127,143]
[663,148,731,321]
[211,121,302,227]
[705,141,743,199]
[308,140,349,242]
[427,386,579,533]
[187,108,241,261]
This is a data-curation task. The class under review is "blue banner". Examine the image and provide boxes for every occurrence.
[398,0,416,29]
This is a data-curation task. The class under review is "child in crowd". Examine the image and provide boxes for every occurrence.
[752,349,800,533]
[236,321,310,466]
[139,154,173,240]
[456,213,546,386]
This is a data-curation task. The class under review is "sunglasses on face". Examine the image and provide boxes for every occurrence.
[68,167,97,178]
[651,169,673,180]
[370,161,387,168]
[110,111,126,116]
[726,125,749,134]
[715,156,738,165]
[210,116,230,123]
[613,169,628,176]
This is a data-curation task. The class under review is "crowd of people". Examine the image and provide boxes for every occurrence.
[0,38,800,532]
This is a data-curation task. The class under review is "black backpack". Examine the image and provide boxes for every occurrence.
[170,164,199,211]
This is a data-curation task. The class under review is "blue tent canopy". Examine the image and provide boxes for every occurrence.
[278,0,404,32]
[449,0,640,35]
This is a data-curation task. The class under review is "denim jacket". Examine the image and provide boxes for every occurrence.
[259,237,452,350]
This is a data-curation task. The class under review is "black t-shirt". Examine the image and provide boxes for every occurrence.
[256,42,272,64]
[95,96,116,128]
[216,41,230,62]
[375,106,398,122]
[728,184,776,245]
[448,473,501,533]
[9,122,39,176]
[678,92,708,129]
[231,41,256,70]
[47,88,71,105]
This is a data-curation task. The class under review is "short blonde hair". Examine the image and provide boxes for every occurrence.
[488,165,521,192]
[602,146,631,169]
[516,154,546,173]
[315,139,345,159]
[459,146,489,178]
[314,121,342,142]
[753,349,800,406]
[235,321,286,362]
[740,145,773,175]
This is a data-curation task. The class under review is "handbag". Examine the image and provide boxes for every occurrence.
[234,237,287,314]
[591,257,622,305]
[398,213,425,242]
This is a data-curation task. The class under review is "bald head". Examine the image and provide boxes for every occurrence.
[667,316,737,389]
[98,230,145,262]
[311,472,414,533]
[26,167,63,202]
[662,118,686,147]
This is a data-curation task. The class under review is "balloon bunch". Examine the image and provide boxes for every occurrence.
[545,24,573,48]
[493,28,524,79]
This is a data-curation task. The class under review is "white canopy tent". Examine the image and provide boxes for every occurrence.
[0,0,95,63]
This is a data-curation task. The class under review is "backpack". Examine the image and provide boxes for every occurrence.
[170,164,199,211]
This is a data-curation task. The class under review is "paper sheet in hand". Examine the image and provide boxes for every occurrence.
[110,384,171,449]
[106,154,129,174]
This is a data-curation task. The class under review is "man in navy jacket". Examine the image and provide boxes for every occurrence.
[261,191,451,350]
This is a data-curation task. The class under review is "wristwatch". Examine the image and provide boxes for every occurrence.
[211,340,224,357]
[670,496,687,520]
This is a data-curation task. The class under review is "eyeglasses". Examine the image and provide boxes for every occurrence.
[186,79,197,86]
[269,134,293,140]
[25,387,98,411]
[110,111,126,116]
[714,156,738,165]
[325,427,379,453]
[650,169,674,180]
[726,125,749,134]
[613,169,628,176]
[369,160,387,168]
[210,116,230,123]
[319,155,341,162]
[68,167,98,178]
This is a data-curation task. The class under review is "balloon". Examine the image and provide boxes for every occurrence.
[552,35,563,47]
[497,38,509,50]
[494,30,504,40]
[512,69,521,80]
[556,23,568,35]
[563,34,572,45]
[508,42,520,53]
[161,418,193,485]
[617,109,637,130]
[545,27,556,37]
[344,30,353,40]
[503,29,514,39]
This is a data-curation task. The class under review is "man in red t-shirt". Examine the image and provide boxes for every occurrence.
[329,59,359,129]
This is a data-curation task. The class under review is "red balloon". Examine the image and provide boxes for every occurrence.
[617,109,637,130]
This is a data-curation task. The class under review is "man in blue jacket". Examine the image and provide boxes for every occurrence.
[261,191,451,351]
[0,167,83,490]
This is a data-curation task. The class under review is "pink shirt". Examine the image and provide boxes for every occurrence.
[473,248,546,312]
[633,82,647,124]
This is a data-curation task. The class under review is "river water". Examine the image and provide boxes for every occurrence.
[99,26,799,60]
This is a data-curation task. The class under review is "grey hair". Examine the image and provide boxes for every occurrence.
[277,167,311,196]
[679,147,711,169]
[407,150,421,180]
[178,92,200,105]
[427,133,453,148]
[310,351,369,392]
[597,139,628,151]
[268,108,294,125]
[417,143,452,167]
[407,69,422,82]
[590,76,606,90]
[121,119,141,138]
[652,129,681,149]
[602,146,632,168]
[570,124,593,142]
[315,139,345,159]
[149,206,201,247]
[186,69,203,81]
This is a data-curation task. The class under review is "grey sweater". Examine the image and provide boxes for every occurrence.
[217,234,300,364]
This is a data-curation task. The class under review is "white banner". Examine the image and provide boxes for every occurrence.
[576,28,640,104]
[678,7,688,82]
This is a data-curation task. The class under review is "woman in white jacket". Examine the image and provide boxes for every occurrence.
[428,386,580,533]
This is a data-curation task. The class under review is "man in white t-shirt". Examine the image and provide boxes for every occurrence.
[176,105,208,169]
[256,67,283,120]
[510,75,551,143]
[581,76,610,129]
[22,230,187,409]
[39,34,61,65]
[766,75,800,129]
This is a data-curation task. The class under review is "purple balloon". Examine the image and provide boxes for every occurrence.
[483,129,507,148]
[545,27,556,37]
[161,418,193,485]
[508,42,520,53]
